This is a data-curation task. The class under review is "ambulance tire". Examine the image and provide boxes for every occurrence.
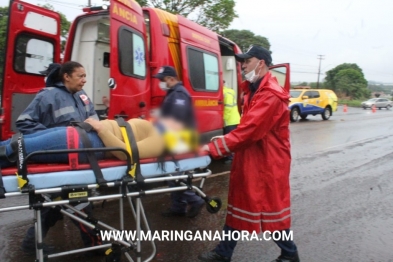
[206,197,222,213]
[322,106,332,120]
[290,107,300,122]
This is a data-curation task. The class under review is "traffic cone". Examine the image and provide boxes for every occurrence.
[372,105,376,113]
[343,104,348,113]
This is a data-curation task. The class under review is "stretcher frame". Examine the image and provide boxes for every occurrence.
[0,147,219,262]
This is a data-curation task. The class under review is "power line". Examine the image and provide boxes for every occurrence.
[292,71,320,74]
[317,55,325,88]
[38,0,82,9]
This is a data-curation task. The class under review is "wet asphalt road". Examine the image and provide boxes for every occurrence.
[1,105,393,262]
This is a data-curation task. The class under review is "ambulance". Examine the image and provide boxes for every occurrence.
[0,0,290,141]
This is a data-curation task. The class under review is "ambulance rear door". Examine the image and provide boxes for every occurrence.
[108,0,150,119]
[0,0,61,139]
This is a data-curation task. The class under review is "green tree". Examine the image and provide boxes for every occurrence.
[309,82,325,88]
[221,29,270,52]
[325,63,365,92]
[333,68,370,99]
[40,4,70,51]
[131,0,237,32]
[296,82,308,86]
[0,6,9,88]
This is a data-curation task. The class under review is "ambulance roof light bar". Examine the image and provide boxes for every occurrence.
[83,5,109,13]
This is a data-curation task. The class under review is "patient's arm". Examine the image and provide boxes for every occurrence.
[97,129,128,160]
[85,118,128,160]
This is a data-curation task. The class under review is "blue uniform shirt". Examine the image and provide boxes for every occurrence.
[160,82,195,128]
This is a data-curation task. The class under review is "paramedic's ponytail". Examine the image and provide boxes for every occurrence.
[45,64,61,87]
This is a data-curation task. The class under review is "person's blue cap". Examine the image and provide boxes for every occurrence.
[153,66,178,80]
[235,45,272,66]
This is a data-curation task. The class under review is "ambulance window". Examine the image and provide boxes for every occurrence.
[97,18,110,43]
[14,34,54,75]
[312,91,320,98]
[118,28,146,79]
[204,53,219,91]
[187,48,219,92]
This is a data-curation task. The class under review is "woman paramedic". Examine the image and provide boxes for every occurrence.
[15,61,101,255]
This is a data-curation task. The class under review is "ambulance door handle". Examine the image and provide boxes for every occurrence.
[218,100,223,104]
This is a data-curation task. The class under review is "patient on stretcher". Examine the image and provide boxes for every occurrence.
[0,118,198,168]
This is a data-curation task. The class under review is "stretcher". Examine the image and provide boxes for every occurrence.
[0,145,221,262]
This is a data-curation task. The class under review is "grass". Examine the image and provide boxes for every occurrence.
[338,99,364,107]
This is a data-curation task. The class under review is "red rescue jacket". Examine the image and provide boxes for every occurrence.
[208,72,292,232]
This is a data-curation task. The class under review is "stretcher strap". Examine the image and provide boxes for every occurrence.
[66,126,79,170]
[8,133,19,162]
[71,123,107,185]
[15,134,29,190]
[115,118,141,180]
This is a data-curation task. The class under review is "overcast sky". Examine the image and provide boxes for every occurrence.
[1,0,392,84]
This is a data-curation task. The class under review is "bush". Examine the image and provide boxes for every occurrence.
[338,99,364,107]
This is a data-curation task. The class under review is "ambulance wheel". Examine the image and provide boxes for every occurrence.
[206,197,222,213]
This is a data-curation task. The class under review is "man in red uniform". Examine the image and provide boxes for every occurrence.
[198,45,299,262]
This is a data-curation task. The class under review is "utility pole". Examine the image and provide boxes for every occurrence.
[317,55,325,89]
[88,0,91,6]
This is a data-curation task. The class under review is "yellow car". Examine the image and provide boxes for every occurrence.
[289,89,338,122]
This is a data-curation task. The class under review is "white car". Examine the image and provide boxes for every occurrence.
[361,98,392,110]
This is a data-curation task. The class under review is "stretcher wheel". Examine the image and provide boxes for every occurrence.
[206,197,222,213]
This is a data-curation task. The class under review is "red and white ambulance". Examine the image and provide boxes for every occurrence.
[0,0,290,141]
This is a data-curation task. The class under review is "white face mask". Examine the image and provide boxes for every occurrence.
[244,61,261,83]
[159,81,170,91]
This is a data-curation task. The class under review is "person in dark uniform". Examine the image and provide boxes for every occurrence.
[153,66,205,218]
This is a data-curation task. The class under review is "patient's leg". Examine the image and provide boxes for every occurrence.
[0,127,106,167]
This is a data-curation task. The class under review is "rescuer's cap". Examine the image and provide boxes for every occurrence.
[153,66,178,80]
[235,45,272,66]
[39,63,61,75]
